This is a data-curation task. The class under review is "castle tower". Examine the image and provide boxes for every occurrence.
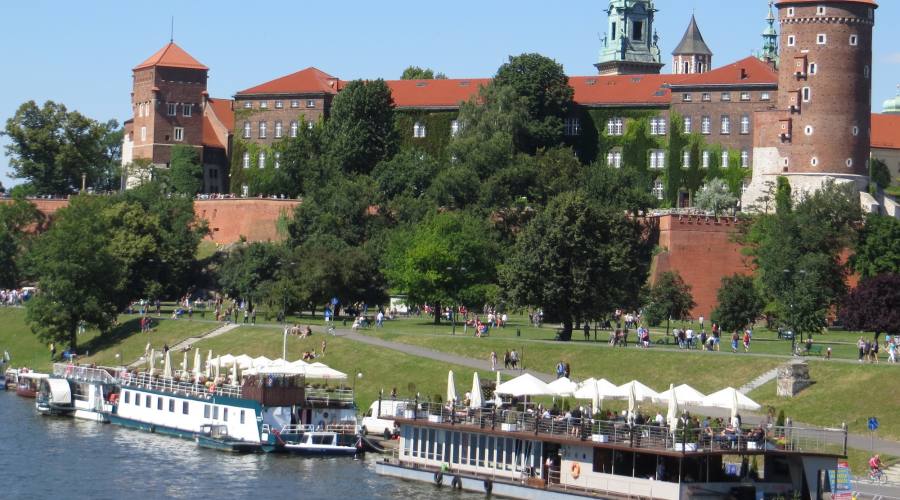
[130,42,208,168]
[672,15,712,75]
[759,1,779,65]
[596,0,664,76]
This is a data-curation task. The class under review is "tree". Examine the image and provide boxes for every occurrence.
[24,196,123,351]
[0,197,45,288]
[869,158,891,192]
[280,118,328,197]
[643,271,696,337]
[293,235,388,311]
[582,164,658,214]
[385,211,499,324]
[839,274,900,340]
[493,53,574,153]
[853,213,900,279]
[217,242,285,307]
[324,79,399,174]
[287,175,383,248]
[168,144,203,195]
[695,178,738,217]
[711,274,764,332]
[94,119,124,192]
[3,100,116,194]
[775,176,792,214]
[500,192,652,340]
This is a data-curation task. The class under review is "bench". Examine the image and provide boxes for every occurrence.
[801,345,824,357]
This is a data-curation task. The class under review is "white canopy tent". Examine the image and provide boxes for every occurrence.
[655,384,706,406]
[614,380,659,402]
[546,377,578,397]
[496,373,552,397]
[305,363,347,380]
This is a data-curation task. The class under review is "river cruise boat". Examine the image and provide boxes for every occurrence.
[36,364,120,422]
[377,402,850,500]
[15,371,48,398]
[107,369,359,454]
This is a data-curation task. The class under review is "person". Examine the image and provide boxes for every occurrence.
[251,308,257,325]
[655,412,664,426]
[584,322,591,341]
[510,350,519,370]
[698,315,705,331]
[888,340,897,364]
[321,339,327,356]
[376,310,384,328]
[490,351,498,371]
[50,343,56,361]
[243,308,249,324]
[564,362,571,379]
[731,331,740,353]
[869,454,883,476]
[163,343,169,355]
[504,351,511,370]
[556,361,565,379]
[743,330,752,352]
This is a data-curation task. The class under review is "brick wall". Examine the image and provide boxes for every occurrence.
[232,95,331,146]
[195,199,300,244]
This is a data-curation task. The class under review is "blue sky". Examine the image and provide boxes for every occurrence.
[1,0,898,186]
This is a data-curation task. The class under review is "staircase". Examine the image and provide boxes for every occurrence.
[884,463,900,484]
[738,367,780,395]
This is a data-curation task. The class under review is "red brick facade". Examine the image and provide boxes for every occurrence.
[195,199,300,244]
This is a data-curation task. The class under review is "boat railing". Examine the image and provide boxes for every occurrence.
[305,387,354,406]
[263,422,359,435]
[53,363,118,384]
[405,402,848,456]
[122,372,244,399]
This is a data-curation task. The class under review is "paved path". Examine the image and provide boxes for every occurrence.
[738,367,780,394]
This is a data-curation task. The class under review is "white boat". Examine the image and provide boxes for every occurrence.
[36,364,120,422]
[266,424,361,456]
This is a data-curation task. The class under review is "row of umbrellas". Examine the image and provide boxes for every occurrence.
[145,349,347,382]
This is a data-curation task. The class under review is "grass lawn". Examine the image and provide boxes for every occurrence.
[0,307,95,371]
[750,362,900,442]
[78,315,217,368]
[190,326,493,411]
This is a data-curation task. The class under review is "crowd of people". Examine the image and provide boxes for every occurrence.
[0,288,32,306]
[858,336,898,364]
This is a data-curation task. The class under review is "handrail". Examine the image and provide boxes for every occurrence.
[121,372,243,399]
[53,363,118,384]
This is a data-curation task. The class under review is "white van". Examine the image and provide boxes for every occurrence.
[360,400,411,437]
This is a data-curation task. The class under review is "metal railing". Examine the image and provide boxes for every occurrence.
[53,363,118,384]
[122,372,243,399]
[263,423,359,435]
[403,402,848,456]
[306,387,354,405]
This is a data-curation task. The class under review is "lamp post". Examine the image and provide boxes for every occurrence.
[782,268,807,356]
[352,372,363,405]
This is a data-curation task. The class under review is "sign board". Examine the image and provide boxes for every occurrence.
[829,460,852,500]
[868,417,879,431]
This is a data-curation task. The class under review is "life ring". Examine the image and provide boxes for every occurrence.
[434,471,443,486]
[484,479,493,494]
[451,476,462,490]
[571,463,581,479]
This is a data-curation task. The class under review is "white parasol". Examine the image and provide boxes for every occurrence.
[615,380,659,402]
[496,373,552,397]
[163,350,173,379]
[547,377,578,397]
[447,371,457,404]
[701,387,761,412]
[470,372,483,409]
[665,384,679,434]
[148,349,155,377]
[205,350,213,378]
[192,348,201,383]
[655,384,706,406]
[181,351,188,374]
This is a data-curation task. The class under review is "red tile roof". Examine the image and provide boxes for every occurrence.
[571,74,686,106]
[386,79,490,108]
[871,113,900,150]
[669,56,778,87]
[202,115,226,150]
[134,42,208,71]
[207,98,234,131]
[775,0,877,7]
[237,67,341,96]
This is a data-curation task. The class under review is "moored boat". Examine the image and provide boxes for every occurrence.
[36,364,120,422]
[195,424,263,453]
[15,371,48,398]
[266,424,361,456]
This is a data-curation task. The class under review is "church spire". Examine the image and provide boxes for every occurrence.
[759,1,779,66]
[596,0,664,76]
[672,14,712,74]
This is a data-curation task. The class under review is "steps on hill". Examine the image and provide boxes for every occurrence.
[127,322,242,368]
[884,463,900,484]
[738,367,780,395]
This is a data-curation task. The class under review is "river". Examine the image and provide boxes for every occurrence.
[0,390,482,499]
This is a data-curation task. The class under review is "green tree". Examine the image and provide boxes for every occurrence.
[582,164,658,214]
[449,84,523,178]
[643,271,696,337]
[94,119,124,192]
[711,274,764,332]
[500,192,652,340]
[869,158,891,191]
[324,79,399,175]
[854,213,900,279]
[0,197,45,288]
[385,211,499,324]
[280,118,328,197]
[24,196,123,351]
[217,242,285,307]
[168,144,203,195]
[775,176,792,214]
[2,101,116,194]
[493,53,574,153]
[401,66,445,80]
[287,175,383,248]
[294,235,388,311]
[694,178,738,217]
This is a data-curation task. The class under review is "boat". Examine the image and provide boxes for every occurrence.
[377,400,852,500]
[15,371,48,398]
[106,364,359,455]
[3,368,18,391]
[266,424,361,456]
[195,424,262,453]
[36,364,120,422]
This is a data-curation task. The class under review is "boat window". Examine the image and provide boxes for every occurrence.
[311,434,333,445]
[204,405,210,419]
[157,398,163,411]
[593,448,613,474]
[411,428,420,458]
[486,436,495,467]
[145,395,151,408]
[124,391,130,404]
[223,408,228,422]
[169,399,175,412]
[427,429,436,461]
[134,393,141,406]
[460,433,469,465]
[183,402,189,415]
[478,435,487,467]
[240,410,245,424]
[212,406,219,420]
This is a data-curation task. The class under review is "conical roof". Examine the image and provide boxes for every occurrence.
[672,15,712,56]
[134,42,208,71]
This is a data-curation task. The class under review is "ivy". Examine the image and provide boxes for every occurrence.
[394,110,458,160]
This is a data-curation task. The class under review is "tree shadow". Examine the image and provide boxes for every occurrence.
[81,317,143,355]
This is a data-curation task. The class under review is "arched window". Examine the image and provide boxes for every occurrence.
[413,122,427,138]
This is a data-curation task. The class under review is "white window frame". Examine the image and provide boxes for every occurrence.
[450,120,460,137]
[702,93,711,102]
[740,115,751,135]
[721,92,731,102]
[787,35,796,47]
[275,100,284,109]
[804,125,814,136]
[846,158,853,168]
[258,151,266,168]
[275,121,283,138]
[259,101,268,109]
[816,5,826,16]
[761,92,771,101]
[702,151,710,168]
[721,115,731,135]
[722,151,730,167]
[741,150,749,168]
[242,152,250,169]
[306,100,316,108]
[652,180,664,200]
[607,118,624,136]
[808,63,817,75]
[683,117,692,134]
[701,116,711,135]
[649,150,666,169]
[682,151,691,169]
[802,87,811,102]
[243,101,252,109]
[740,92,751,102]
[290,121,298,138]
[811,157,819,167]
[413,122,427,138]
[850,35,858,46]
[274,152,281,169]
[852,125,859,136]
[259,122,267,139]
[607,151,622,169]
[682,93,692,102]
[291,100,299,108]
[817,34,827,45]
[564,117,581,136]
[183,104,192,117]
[787,7,795,17]
[243,122,251,139]
[174,127,184,142]
[140,126,147,142]
[167,103,177,116]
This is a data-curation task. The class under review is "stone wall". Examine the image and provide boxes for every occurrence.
[776,360,812,398]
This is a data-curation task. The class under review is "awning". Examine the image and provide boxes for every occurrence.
[45,378,72,406]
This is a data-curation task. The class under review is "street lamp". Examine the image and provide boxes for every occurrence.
[446,266,467,335]
[352,372,363,406]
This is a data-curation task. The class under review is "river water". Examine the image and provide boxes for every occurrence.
[0,391,482,499]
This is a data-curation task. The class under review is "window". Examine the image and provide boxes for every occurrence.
[761,92,771,101]
[702,151,710,168]
[808,63,817,75]
[157,398,163,411]
[135,393,140,406]
[183,402,189,415]
[288,121,298,138]
[787,35,796,47]
[183,105,192,117]
[702,93,711,102]
[240,410,246,424]
[864,66,870,79]
[413,122,427,138]
[223,408,229,422]
[242,152,250,169]
[274,152,281,169]
[850,35,858,46]
[816,5,826,15]
[169,399,175,412]
[740,92,751,102]
[682,93,692,102]
[846,158,854,168]
[652,180,664,200]
[140,127,147,142]
[258,151,266,168]
[275,121,283,138]
[649,150,666,169]
[243,101,252,109]
[721,115,731,135]
[124,391,130,404]
[632,21,643,41]
[167,103,177,116]
[259,122,267,139]
[817,34,827,45]
[787,7,795,17]
[650,117,666,136]
[564,118,581,136]
[306,100,316,108]
[722,151,730,167]
[145,395,151,408]
[721,92,732,102]
[174,127,184,142]
[607,151,622,168]
[811,157,819,167]
[241,184,249,197]
[450,120,460,137]
[852,125,859,136]
[682,151,691,169]
[204,405,210,418]
[804,125,814,136]
[802,87,811,102]
[275,100,283,109]
[259,101,268,109]
[701,116,711,135]
[741,150,749,168]
[212,406,219,420]
[740,115,750,135]
[291,100,299,108]
[607,118,624,136]
[683,117,692,134]
[243,121,251,139]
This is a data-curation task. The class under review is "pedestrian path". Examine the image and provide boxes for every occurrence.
[126,322,242,368]
[738,367,780,394]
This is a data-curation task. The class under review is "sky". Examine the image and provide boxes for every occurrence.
[1,0,898,187]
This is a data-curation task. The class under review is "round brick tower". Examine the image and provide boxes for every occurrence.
[775,0,876,177]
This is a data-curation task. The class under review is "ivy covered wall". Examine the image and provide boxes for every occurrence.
[394,110,458,160]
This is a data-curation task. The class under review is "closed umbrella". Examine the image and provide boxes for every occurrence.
[731,389,739,426]
[627,382,637,422]
[666,384,679,435]
[181,351,188,375]
[447,371,458,404]
[193,348,201,383]
[163,350,173,379]
[215,356,221,380]
[470,372,483,409]
[148,349,155,376]
[231,358,239,386]
[591,380,602,415]
[494,371,501,405]
[206,350,213,378]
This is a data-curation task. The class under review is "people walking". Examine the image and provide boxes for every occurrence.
[490,351,498,371]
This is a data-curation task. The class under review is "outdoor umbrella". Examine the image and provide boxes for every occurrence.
[215,356,221,379]
[493,371,501,405]
[666,383,679,434]
[163,350,173,379]
[547,377,578,397]
[627,381,637,422]
[181,351,188,375]
[148,349,155,377]
[591,380,602,415]
[205,350,213,378]
[655,384,706,406]
[496,373,552,397]
[701,388,761,412]
[615,380,659,402]
[193,348,201,383]
[253,356,272,368]
[231,358,239,386]
[470,372,482,409]
[447,371,458,405]
[235,355,254,370]
[574,378,618,400]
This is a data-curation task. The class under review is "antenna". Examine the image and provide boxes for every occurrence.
[170,16,174,43]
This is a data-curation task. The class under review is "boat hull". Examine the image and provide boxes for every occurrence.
[276,444,359,456]
[108,414,197,440]
[16,387,37,398]
[195,435,262,453]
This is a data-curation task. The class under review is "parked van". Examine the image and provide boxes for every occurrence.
[360,400,411,437]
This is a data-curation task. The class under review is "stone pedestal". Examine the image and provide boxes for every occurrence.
[776,361,812,397]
